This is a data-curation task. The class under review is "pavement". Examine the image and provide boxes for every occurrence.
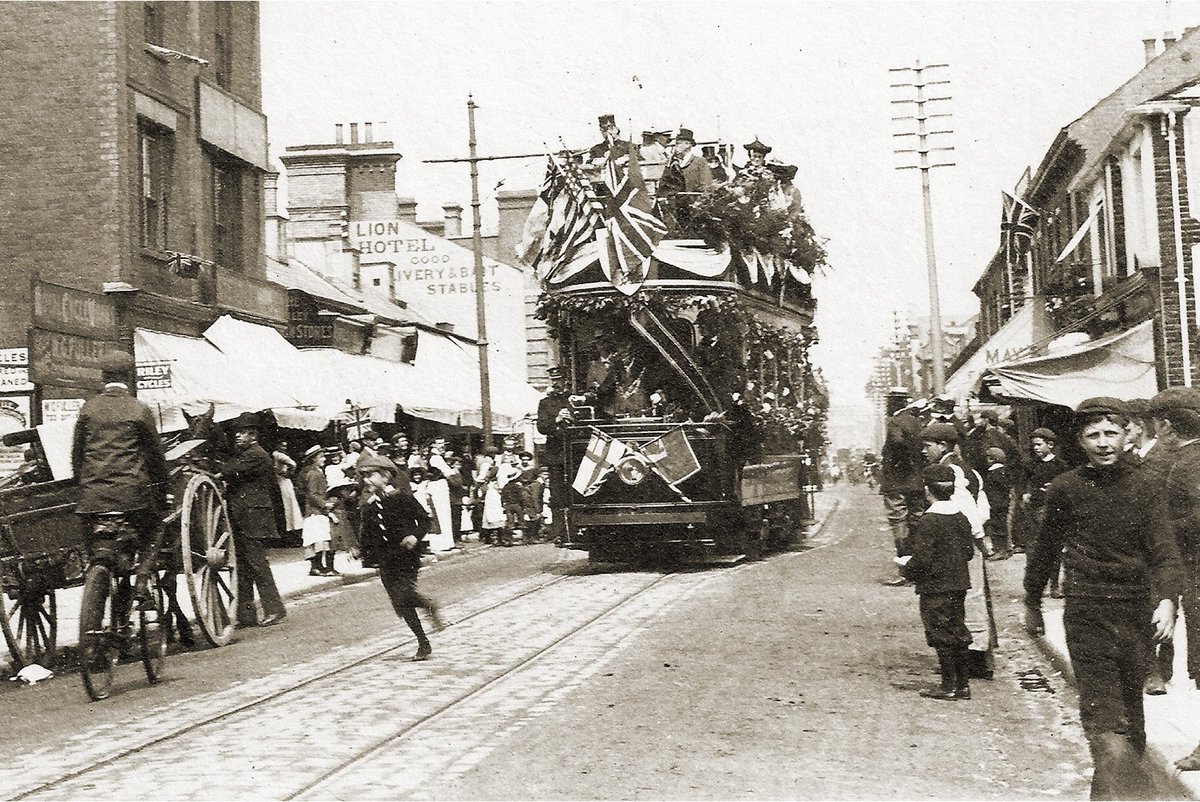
[986,548,1200,799]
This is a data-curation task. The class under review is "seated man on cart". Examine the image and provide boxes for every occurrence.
[71,349,170,608]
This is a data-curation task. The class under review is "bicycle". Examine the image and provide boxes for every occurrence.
[78,513,165,701]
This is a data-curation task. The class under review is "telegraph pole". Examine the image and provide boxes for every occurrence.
[890,61,954,395]
[424,95,542,445]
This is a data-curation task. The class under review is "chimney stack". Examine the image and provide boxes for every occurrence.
[364,122,373,143]
[350,122,359,144]
[442,202,463,237]
[1144,36,1159,64]
[335,123,344,145]
[263,171,283,261]
[1165,30,1179,47]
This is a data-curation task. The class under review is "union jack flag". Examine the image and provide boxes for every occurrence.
[596,171,668,295]
[1001,191,1040,265]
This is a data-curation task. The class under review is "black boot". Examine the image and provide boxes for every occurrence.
[955,648,972,700]
[323,550,340,576]
[308,556,323,576]
[919,648,958,700]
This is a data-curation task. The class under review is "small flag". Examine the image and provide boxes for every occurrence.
[1000,191,1040,264]
[572,429,628,496]
[639,427,702,489]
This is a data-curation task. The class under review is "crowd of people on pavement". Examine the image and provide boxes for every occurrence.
[880,387,1200,800]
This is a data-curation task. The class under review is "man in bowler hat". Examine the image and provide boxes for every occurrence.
[72,349,170,606]
[220,412,287,627]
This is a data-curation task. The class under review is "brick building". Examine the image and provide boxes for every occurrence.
[950,29,1200,421]
[0,1,276,418]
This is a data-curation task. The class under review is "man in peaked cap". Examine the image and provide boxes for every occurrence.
[881,389,926,585]
[220,411,287,627]
[72,348,170,608]
[537,366,572,542]
[1025,397,1183,797]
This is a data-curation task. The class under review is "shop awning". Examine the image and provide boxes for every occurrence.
[980,320,1156,409]
[134,329,330,432]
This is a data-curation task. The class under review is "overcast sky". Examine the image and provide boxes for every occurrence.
[260,0,1200,446]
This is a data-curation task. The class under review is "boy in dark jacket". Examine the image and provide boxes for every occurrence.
[983,446,1014,560]
[354,452,445,661]
[898,464,976,701]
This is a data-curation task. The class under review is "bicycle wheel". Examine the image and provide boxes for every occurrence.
[138,573,165,683]
[79,564,117,702]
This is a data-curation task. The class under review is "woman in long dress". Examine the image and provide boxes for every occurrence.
[425,440,456,552]
[298,446,334,576]
[273,442,304,542]
[480,449,507,541]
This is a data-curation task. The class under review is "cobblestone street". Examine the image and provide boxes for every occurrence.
[0,487,1107,800]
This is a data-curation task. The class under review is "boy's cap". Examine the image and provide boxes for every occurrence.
[980,409,999,424]
[1031,427,1057,441]
[985,447,1007,462]
[921,422,958,443]
[923,464,955,484]
[357,453,398,475]
[1075,396,1128,417]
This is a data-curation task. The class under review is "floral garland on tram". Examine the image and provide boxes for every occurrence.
[536,289,828,459]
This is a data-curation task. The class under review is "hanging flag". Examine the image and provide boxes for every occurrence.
[1055,199,1103,264]
[595,168,668,295]
[572,429,629,496]
[639,427,702,490]
[1001,191,1040,265]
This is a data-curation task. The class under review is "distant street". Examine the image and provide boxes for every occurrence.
[0,486,1117,799]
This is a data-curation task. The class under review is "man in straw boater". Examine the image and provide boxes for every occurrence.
[353,451,445,661]
[72,349,170,609]
[1024,397,1183,799]
[220,411,287,627]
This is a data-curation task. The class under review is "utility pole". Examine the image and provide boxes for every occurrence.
[424,95,542,445]
[890,60,955,395]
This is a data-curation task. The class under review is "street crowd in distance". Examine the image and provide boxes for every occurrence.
[879,389,1200,799]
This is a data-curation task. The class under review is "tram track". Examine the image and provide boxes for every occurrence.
[8,556,598,800]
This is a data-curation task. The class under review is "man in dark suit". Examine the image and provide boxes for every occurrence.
[72,349,169,605]
[537,366,572,542]
[220,412,287,627]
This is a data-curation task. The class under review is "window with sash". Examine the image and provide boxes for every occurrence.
[139,121,173,251]
[212,158,244,270]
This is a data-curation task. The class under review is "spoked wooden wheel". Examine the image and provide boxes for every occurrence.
[0,580,58,670]
[138,572,165,683]
[179,474,238,647]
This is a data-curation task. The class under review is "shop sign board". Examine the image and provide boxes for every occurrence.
[216,271,287,322]
[285,290,335,347]
[0,348,33,392]
[41,398,85,425]
[0,396,31,475]
[136,361,172,390]
[32,281,119,339]
[28,329,110,390]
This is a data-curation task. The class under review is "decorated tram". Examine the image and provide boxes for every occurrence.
[521,119,828,562]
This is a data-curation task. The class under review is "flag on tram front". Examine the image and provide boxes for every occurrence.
[639,427,701,489]
[572,429,629,496]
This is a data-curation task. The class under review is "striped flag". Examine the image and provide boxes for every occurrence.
[1001,191,1040,265]
[572,429,629,497]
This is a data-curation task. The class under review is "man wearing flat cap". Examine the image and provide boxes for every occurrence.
[72,348,170,607]
[537,366,572,542]
[880,390,925,585]
[220,412,287,627]
[1025,397,1184,797]
[920,422,989,549]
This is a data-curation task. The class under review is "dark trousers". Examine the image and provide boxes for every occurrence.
[235,536,286,624]
[1184,557,1200,681]
[450,504,463,542]
[1064,598,1155,799]
[919,591,971,648]
[547,465,567,540]
[882,488,924,556]
[379,562,438,649]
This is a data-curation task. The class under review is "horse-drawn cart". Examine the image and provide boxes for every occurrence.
[0,424,238,670]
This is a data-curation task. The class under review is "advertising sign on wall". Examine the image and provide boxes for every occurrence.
[0,348,33,392]
[28,329,110,390]
[0,395,31,475]
[42,398,85,425]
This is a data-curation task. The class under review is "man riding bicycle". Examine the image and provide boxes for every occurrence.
[71,349,170,608]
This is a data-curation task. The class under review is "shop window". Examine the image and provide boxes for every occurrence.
[212,157,244,271]
[213,1,233,89]
[139,121,173,251]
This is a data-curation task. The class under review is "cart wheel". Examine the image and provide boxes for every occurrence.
[1,583,58,671]
[179,474,237,647]
[138,572,165,683]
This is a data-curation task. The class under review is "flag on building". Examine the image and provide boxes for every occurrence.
[572,429,629,496]
[1001,191,1040,265]
[639,426,702,489]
